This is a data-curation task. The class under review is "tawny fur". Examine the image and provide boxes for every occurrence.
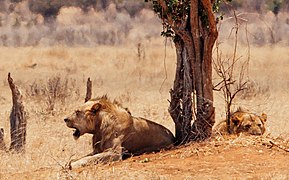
[64,95,175,168]
[214,108,267,136]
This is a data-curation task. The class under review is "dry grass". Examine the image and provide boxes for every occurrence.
[0,39,288,178]
[0,3,289,178]
[0,41,177,178]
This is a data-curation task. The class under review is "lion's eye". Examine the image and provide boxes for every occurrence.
[257,124,262,127]
[245,124,251,129]
[232,119,239,126]
[90,109,96,114]
[75,110,82,116]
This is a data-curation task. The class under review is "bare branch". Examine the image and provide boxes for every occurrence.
[8,73,27,153]
[85,77,92,103]
[212,8,251,133]
[201,0,218,45]
[157,0,173,26]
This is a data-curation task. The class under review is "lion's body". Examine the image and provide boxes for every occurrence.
[125,117,175,154]
[91,115,174,156]
[64,96,174,168]
[214,108,267,136]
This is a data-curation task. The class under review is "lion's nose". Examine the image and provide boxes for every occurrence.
[251,131,261,136]
[64,118,69,122]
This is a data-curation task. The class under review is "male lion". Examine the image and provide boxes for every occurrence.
[64,95,175,169]
[214,108,267,136]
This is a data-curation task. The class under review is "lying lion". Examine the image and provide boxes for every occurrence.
[214,108,267,136]
[64,95,175,169]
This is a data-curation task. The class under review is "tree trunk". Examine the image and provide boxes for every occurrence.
[85,77,92,103]
[190,0,217,140]
[169,36,193,144]
[155,0,217,143]
[8,73,27,153]
[166,0,217,143]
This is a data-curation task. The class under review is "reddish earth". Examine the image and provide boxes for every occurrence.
[113,137,289,179]
[4,136,289,179]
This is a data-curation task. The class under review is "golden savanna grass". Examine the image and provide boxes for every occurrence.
[0,40,288,178]
[0,41,178,178]
[0,9,288,178]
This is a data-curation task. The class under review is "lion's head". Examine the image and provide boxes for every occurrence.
[64,96,130,140]
[64,100,100,140]
[229,110,267,135]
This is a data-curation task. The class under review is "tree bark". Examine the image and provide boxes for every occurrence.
[85,77,92,103]
[169,37,183,144]
[8,73,27,153]
[169,36,194,144]
[158,0,217,143]
[191,0,217,140]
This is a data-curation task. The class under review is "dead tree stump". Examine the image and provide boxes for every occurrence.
[0,128,5,151]
[85,77,92,103]
[8,73,27,153]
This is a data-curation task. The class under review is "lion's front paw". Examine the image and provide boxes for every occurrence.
[65,159,78,170]
[68,157,91,169]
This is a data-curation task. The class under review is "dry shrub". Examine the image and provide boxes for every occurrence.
[46,46,69,59]
[239,79,270,99]
[115,91,132,104]
[26,75,80,113]
[137,42,146,61]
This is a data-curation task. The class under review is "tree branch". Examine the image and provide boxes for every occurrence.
[157,0,174,26]
[85,77,92,103]
[201,0,218,46]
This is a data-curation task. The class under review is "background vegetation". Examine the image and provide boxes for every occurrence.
[0,0,288,46]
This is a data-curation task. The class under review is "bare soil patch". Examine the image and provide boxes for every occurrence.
[4,136,289,179]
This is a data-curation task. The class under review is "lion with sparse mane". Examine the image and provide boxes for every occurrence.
[64,95,175,169]
[214,108,267,136]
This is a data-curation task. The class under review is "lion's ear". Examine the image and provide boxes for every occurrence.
[91,103,101,114]
[260,113,267,122]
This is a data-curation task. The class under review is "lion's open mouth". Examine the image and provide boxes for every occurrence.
[73,128,80,140]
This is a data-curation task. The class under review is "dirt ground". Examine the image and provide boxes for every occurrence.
[3,136,289,179]
[76,137,289,179]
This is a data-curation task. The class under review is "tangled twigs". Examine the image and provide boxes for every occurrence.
[269,140,289,152]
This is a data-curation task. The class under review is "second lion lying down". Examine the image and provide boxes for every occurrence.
[214,108,267,136]
[64,95,175,169]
